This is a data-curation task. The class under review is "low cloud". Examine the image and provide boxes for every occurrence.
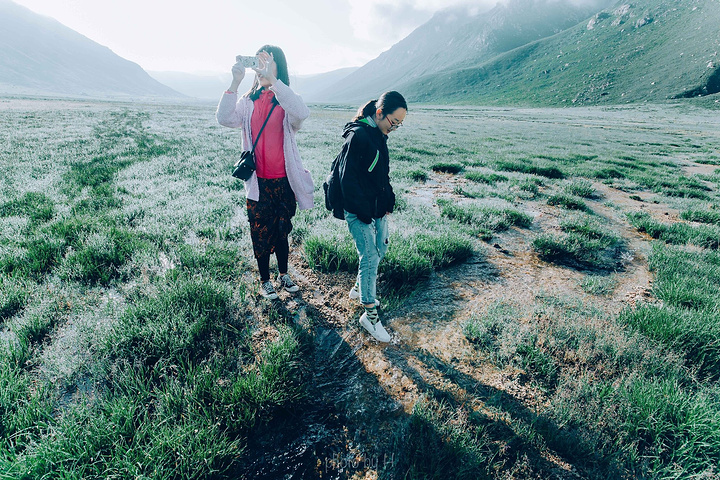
[348,0,614,48]
[348,0,496,45]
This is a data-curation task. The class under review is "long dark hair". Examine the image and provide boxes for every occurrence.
[353,91,408,122]
[248,44,290,101]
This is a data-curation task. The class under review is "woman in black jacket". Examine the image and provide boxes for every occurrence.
[337,91,407,342]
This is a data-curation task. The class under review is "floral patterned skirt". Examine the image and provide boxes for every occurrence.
[246,177,297,259]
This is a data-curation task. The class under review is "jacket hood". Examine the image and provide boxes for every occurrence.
[342,118,377,138]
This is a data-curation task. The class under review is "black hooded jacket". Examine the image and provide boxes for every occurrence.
[337,118,395,224]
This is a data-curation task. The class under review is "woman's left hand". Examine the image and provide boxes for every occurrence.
[253,52,278,85]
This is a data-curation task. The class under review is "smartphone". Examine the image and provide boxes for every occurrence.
[236,55,259,69]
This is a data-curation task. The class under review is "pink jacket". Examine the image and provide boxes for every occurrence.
[216,80,314,210]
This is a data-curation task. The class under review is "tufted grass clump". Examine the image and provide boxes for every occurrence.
[0,235,65,279]
[0,276,31,321]
[0,192,56,225]
[680,207,720,225]
[438,199,532,239]
[628,211,720,249]
[303,228,359,273]
[620,304,720,379]
[380,232,473,291]
[547,193,590,212]
[592,166,626,180]
[549,372,720,478]
[0,341,54,441]
[634,174,712,200]
[580,274,618,296]
[175,242,248,282]
[621,243,720,378]
[431,162,464,174]
[511,177,542,198]
[464,171,509,185]
[562,179,596,198]
[303,217,473,293]
[560,215,620,247]
[495,160,564,179]
[533,234,607,269]
[464,301,521,348]
[647,243,720,312]
[106,273,234,366]
[60,226,145,285]
[533,215,622,270]
[407,169,429,182]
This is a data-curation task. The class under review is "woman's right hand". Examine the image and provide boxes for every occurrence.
[228,62,245,91]
[231,62,245,82]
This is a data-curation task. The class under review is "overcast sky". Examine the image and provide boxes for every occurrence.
[12,0,495,76]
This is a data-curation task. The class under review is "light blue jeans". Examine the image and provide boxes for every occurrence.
[345,211,389,306]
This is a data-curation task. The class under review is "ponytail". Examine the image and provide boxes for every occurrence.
[352,91,407,122]
[352,100,377,122]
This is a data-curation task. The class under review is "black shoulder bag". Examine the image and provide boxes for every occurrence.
[232,102,278,180]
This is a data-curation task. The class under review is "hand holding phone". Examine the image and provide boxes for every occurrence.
[253,52,277,84]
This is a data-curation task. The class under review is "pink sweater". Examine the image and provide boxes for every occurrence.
[216,80,314,210]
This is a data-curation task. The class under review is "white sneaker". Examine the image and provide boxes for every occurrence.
[349,283,380,307]
[278,273,300,293]
[359,311,391,343]
[260,280,278,300]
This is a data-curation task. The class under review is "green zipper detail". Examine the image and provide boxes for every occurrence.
[368,151,379,172]
[356,119,380,172]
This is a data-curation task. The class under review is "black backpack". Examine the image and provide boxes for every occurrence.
[323,153,345,220]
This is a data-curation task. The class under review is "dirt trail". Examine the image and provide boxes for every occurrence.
[241,170,675,478]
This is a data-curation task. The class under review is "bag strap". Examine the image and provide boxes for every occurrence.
[251,102,278,152]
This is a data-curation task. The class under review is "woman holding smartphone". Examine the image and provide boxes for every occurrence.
[337,91,407,342]
[217,45,314,299]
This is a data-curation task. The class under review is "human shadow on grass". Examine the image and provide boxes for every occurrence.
[384,345,625,479]
[234,300,407,480]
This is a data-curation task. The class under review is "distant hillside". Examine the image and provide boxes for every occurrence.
[148,67,358,102]
[321,0,615,103]
[0,0,182,99]
[293,67,358,103]
[148,71,245,101]
[401,0,720,106]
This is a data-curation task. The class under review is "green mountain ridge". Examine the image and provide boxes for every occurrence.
[401,0,720,106]
[320,0,615,104]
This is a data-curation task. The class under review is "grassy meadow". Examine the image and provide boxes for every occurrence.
[1,96,720,478]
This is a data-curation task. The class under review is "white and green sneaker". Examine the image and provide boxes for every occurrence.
[359,307,391,343]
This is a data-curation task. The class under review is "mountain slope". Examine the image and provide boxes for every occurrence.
[321,0,614,103]
[148,71,242,101]
[294,67,358,103]
[0,0,182,98]
[400,0,720,105]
